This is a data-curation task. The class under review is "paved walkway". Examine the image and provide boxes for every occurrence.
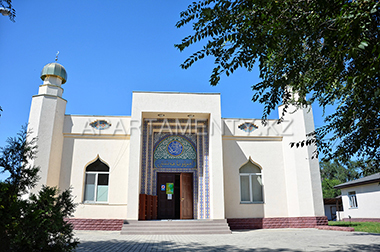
[74,228,380,251]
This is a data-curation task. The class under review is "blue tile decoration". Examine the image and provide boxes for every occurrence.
[198,133,204,219]
[153,135,197,168]
[141,120,147,194]
[147,123,152,195]
[204,121,210,219]
[140,118,209,219]
[238,122,258,132]
[89,120,111,130]
[167,140,183,156]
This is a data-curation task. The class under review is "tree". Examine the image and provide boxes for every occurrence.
[319,158,378,198]
[175,0,380,167]
[0,0,15,22]
[319,159,357,198]
[0,127,79,251]
[321,179,342,198]
[320,159,360,183]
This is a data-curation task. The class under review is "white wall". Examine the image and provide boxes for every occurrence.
[127,92,225,220]
[29,84,325,220]
[341,183,380,219]
[60,115,130,219]
[27,77,67,193]
[222,104,325,219]
[223,119,288,218]
[279,105,324,217]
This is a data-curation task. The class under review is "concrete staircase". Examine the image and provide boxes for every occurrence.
[120,219,231,235]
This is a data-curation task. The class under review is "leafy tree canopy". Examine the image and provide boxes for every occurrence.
[321,178,342,198]
[0,127,78,251]
[175,0,380,166]
[320,159,360,182]
[319,158,378,198]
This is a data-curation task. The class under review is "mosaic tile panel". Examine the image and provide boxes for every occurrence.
[141,121,147,194]
[238,122,258,132]
[140,118,209,220]
[147,124,152,195]
[154,135,196,161]
[150,132,198,198]
[89,120,111,130]
[154,132,196,145]
[198,132,204,219]
[204,122,210,219]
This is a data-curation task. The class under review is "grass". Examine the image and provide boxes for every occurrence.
[328,221,380,233]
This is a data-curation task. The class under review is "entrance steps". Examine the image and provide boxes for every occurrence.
[121,219,231,235]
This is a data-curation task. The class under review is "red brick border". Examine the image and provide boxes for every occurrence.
[227,216,328,230]
[66,218,124,231]
[342,218,380,223]
[67,217,332,231]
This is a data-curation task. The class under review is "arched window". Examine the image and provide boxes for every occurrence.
[239,158,263,203]
[84,157,109,203]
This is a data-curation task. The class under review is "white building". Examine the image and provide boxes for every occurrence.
[27,62,326,230]
[335,173,380,222]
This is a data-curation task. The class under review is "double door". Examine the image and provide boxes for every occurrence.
[157,172,193,219]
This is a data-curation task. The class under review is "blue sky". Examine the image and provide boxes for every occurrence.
[0,1,329,180]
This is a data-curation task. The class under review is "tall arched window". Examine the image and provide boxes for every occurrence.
[84,157,109,203]
[239,158,263,203]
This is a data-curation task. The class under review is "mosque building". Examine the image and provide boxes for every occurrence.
[27,62,326,231]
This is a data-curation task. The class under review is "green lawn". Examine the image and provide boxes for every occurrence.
[328,221,380,234]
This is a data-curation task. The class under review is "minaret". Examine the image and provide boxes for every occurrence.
[27,62,67,192]
[279,103,324,218]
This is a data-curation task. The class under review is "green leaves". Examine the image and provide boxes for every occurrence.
[0,127,79,251]
[358,41,369,50]
[320,158,379,198]
[176,0,380,164]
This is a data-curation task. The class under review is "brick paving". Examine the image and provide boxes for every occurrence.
[75,228,380,251]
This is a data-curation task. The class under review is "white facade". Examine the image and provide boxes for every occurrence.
[28,63,325,222]
[339,182,380,219]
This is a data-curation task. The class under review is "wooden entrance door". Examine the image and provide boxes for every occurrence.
[157,173,176,219]
[157,172,194,219]
[180,173,193,219]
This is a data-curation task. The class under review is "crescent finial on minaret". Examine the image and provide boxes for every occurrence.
[55,51,60,62]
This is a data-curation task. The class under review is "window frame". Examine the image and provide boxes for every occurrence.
[239,171,264,204]
[83,171,109,204]
[348,191,358,209]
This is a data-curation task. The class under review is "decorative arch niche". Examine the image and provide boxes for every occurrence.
[83,155,110,203]
[239,156,263,203]
[153,135,197,168]
[239,156,262,173]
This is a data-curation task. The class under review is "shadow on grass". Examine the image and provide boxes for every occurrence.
[329,223,360,227]
[75,239,380,252]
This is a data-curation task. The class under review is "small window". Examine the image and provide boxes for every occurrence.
[84,157,109,203]
[238,123,258,133]
[348,191,358,208]
[240,159,263,203]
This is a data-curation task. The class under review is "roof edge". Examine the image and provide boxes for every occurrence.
[334,178,380,189]
[132,91,220,95]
